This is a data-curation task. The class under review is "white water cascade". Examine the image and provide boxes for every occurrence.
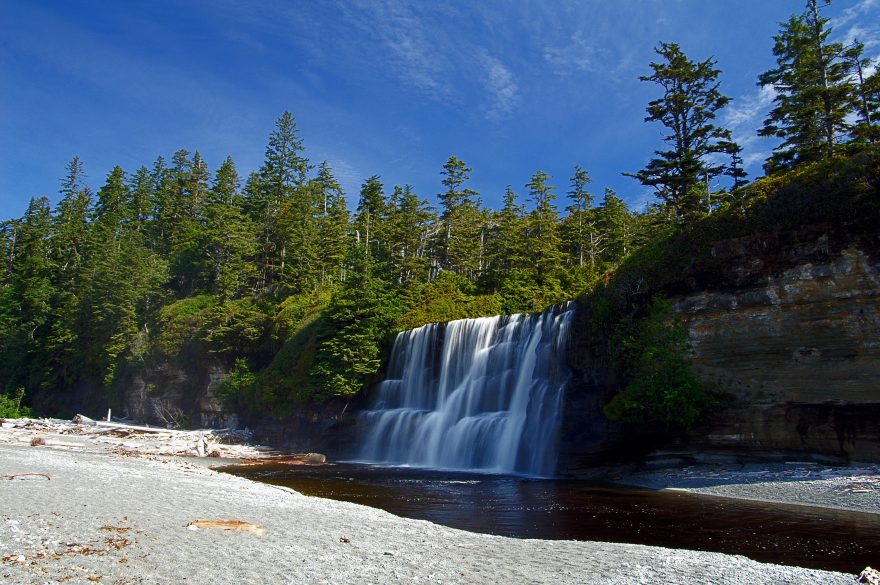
[357,303,574,477]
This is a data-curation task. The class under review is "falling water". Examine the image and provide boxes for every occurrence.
[358,303,574,477]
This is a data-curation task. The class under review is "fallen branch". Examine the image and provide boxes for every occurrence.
[186,519,265,535]
[0,473,51,481]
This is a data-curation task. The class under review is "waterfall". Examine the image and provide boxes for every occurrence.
[358,303,574,477]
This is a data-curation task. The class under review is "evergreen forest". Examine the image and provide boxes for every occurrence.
[1,1,878,422]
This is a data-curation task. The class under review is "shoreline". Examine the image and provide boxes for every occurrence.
[0,419,872,583]
[611,461,880,516]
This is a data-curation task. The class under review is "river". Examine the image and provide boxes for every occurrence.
[223,461,879,573]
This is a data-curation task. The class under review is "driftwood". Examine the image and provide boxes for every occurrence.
[1,473,51,481]
[73,414,97,426]
[860,567,880,585]
[186,519,265,535]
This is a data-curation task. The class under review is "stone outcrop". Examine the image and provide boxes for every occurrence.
[559,224,880,471]
[121,358,238,429]
[676,227,880,463]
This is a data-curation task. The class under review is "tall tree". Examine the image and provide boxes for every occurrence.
[354,175,388,260]
[201,156,257,299]
[437,156,481,277]
[628,42,736,219]
[484,186,527,290]
[562,165,597,268]
[758,1,853,171]
[1,198,56,392]
[596,188,633,264]
[312,162,351,287]
[52,157,93,280]
[386,185,436,284]
[844,40,880,144]
[525,171,562,280]
[254,112,313,293]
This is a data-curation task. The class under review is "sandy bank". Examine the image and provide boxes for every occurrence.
[618,462,880,515]
[0,443,854,585]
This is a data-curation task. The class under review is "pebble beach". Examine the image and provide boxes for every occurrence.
[0,420,871,584]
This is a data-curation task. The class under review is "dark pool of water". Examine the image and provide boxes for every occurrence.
[222,462,879,574]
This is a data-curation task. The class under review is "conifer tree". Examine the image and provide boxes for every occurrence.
[484,186,527,290]
[844,40,879,144]
[254,112,313,293]
[437,156,481,277]
[355,175,388,260]
[596,188,633,264]
[758,1,853,171]
[312,162,351,286]
[2,198,56,391]
[128,166,155,233]
[525,170,562,279]
[386,185,435,284]
[628,43,736,219]
[562,165,597,268]
[201,156,257,299]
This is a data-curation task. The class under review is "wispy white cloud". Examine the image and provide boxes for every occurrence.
[723,85,777,171]
[832,0,880,54]
[543,30,603,74]
[725,85,776,131]
[832,0,879,29]
[342,0,457,102]
[479,51,520,120]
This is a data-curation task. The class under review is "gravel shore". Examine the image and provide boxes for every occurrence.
[619,461,880,514]
[0,443,855,585]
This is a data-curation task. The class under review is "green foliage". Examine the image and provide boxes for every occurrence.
[218,358,256,404]
[3,84,876,420]
[628,42,738,219]
[758,1,854,172]
[0,387,32,418]
[202,299,270,355]
[396,271,503,330]
[603,297,711,431]
[272,287,333,342]
[310,255,405,400]
[155,295,217,356]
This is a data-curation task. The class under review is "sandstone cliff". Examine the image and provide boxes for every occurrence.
[677,226,880,463]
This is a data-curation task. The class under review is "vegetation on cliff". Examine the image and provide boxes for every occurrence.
[0,1,877,425]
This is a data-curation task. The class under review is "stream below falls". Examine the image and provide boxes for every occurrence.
[223,462,879,574]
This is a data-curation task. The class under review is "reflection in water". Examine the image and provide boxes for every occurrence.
[223,463,880,574]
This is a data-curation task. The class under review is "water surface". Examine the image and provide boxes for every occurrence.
[223,462,879,574]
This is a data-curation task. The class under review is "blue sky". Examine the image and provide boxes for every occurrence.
[1,0,878,220]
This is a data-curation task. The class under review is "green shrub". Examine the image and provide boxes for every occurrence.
[218,358,256,404]
[0,387,32,419]
[603,297,712,431]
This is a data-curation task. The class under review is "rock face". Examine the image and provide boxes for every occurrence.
[560,224,880,471]
[676,228,880,463]
[121,358,238,429]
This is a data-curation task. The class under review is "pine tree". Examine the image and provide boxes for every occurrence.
[628,42,736,219]
[437,156,481,276]
[844,40,879,144]
[166,149,208,295]
[128,166,155,233]
[255,112,313,293]
[562,165,596,268]
[201,156,257,299]
[354,175,387,261]
[2,198,56,391]
[525,170,562,280]
[52,157,93,279]
[484,186,527,290]
[386,185,435,284]
[596,188,633,264]
[92,166,130,239]
[758,1,853,172]
[312,162,351,286]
